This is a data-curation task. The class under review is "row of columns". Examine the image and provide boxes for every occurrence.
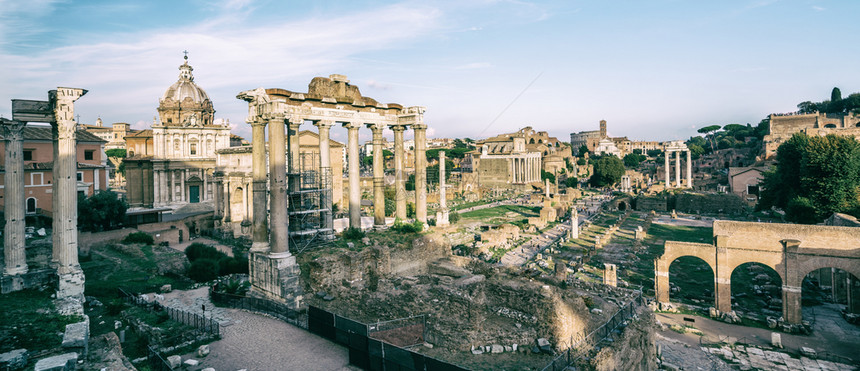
[663,149,692,188]
[511,156,539,184]
[153,168,210,205]
[2,88,88,301]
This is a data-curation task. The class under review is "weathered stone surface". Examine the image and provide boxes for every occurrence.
[167,355,182,368]
[0,349,27,370]
[770,332,782,348]
[490,344,503,354]
[85,332,135,371]
[428,259,470,277]
[34,352,77,371]
[800,347,816,358]
[61,318,89,356]
[197,344,210,357]
[184,358,199,366]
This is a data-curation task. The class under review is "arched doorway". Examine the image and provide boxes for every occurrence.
[801,268,860,325]
[617,201,627,211]
[730,262,783,322]
[26,198,37,213]
[669,256,715,306]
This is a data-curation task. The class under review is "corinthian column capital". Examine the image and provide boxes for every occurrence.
[0,119,26,141]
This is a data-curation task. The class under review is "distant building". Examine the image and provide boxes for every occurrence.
[124,56,232,208]
[728,166,768,201]
[0,126,108,216]
[764,111,860,159]
[570,120,662,157]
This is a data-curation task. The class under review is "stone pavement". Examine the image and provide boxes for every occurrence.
[500,222,569,266]
[160,287,356,371]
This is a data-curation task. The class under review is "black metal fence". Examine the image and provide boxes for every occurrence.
[368,314,427,348]
[308,306,469,371]
[146,345,173,371]
[542,291,644,371]
[209,289,307,329]
[117,288,221,338]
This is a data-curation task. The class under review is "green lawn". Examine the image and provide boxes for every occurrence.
[0,288,83,354]
[82,243,192,300]
[459,205,540,224]
[647,223,713,244]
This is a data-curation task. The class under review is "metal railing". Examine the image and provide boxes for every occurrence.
[541,291,644,371]
[209,289,307,329]
[118,287,221,338]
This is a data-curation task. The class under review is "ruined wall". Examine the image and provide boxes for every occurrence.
[635,196,667,212]
[477,157,510,187]
[79,228,138,255]
[588,306,657,371]
[675,193,745,215]
[714,220,860,253]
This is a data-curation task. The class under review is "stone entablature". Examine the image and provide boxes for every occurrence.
[656,220,860,324]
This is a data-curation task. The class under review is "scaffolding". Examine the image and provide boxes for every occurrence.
[287,151,334,253]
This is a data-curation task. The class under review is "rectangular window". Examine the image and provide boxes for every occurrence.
[31,173,44,185]
[23,150,33,161]
[747,185,759,195]
[84,150,94,160]
[190,143,197,155]
[77,172,83,182]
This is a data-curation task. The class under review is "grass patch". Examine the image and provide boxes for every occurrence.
[459,205,540,226]
[82,243,192,300]
[647,224,712,243]
[0,288,84,353]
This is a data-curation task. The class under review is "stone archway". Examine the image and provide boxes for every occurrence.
[657,221,860,325]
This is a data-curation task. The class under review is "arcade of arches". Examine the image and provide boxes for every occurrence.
[656,220,860,325]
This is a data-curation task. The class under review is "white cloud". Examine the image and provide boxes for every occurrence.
[811,5,825,11]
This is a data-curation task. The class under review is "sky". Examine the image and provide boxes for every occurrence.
[1,0,858,144]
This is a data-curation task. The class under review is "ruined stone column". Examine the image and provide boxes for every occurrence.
[367,123,385,226]
[1,120,28,275]
[267,106,288,254]
[664,150,670,187]
[390,124,407,220]
[213,176,222,219]
[344,122,362,229]
[314,120,334,233]
[249,120,269,252]
[545,178,550,198]
[603,263,617,287]
[287,118,303,192]
[655,259,670,304]
[50,87,87,301]
[413,123,428,223]
[436,151,449,226]
[569,207,578,239]
[675,150,681,188]
[686,150,692,188]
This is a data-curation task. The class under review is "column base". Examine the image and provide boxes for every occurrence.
[249,242,270,253]
[56,269,86,303]
[436,209,449,226]
[4,265,29,276]
[249,251,303,310]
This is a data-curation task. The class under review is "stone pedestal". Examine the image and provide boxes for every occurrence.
[603,263,617,287]
[635,226,645,241]
[249,252,303,309]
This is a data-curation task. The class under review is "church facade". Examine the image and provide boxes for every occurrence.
[125,57,232,208]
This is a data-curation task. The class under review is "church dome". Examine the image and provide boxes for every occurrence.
[161,60,210,104]
[157,55,215,127]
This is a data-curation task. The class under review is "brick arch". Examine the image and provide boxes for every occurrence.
[725,256,786,288]
[793,257,860,288]
[655,242,716,304]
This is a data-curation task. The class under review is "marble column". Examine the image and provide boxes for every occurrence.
[664,150,671,188]
[2,120,28,275]
[545,178,550,198]
[413,124,428,223]
[314,120,334,232]
[686,150,692,188]
[250,120,269,251]
[50,87,87,301]
[267,109,289,254]
[287,118,302,192]
[570,207,579,239]
[180,171,186,202]
[367,123,385,226]
[391,124,407,220]
[213,176,222,219]
[344,122,361,229]
[674,150,681,188]
[153,170,160,206]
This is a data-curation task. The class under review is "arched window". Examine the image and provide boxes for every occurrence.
[824,124,837,128]
[206,139,213,155]
[26,198,37,213]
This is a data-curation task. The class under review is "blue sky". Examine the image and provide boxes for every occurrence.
[1,0,858,143]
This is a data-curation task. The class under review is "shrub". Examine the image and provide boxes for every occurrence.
[185,243,223,262]
[122,232,154,245]
[106,299,127,316]
[218,256,249,275]
[449,212,460,224]
[342,227,365,240]
[391,219,423,233]
[187,259,220,282]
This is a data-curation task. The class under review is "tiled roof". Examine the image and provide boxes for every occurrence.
[126,129,153,138]
[0,162,106,172]
[0,125,106,143]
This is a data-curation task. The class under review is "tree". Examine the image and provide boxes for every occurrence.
[78,191,128,232]
[588,155,624,187]
[564,176,578,188]
[105,148,127,158]
[832,87,842,102]
[622,153,645,168]
[541,170,555,184]
[697,125,722,152]
[759,133,860,223]
[646,149,663,158]
[578,145,589,155]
